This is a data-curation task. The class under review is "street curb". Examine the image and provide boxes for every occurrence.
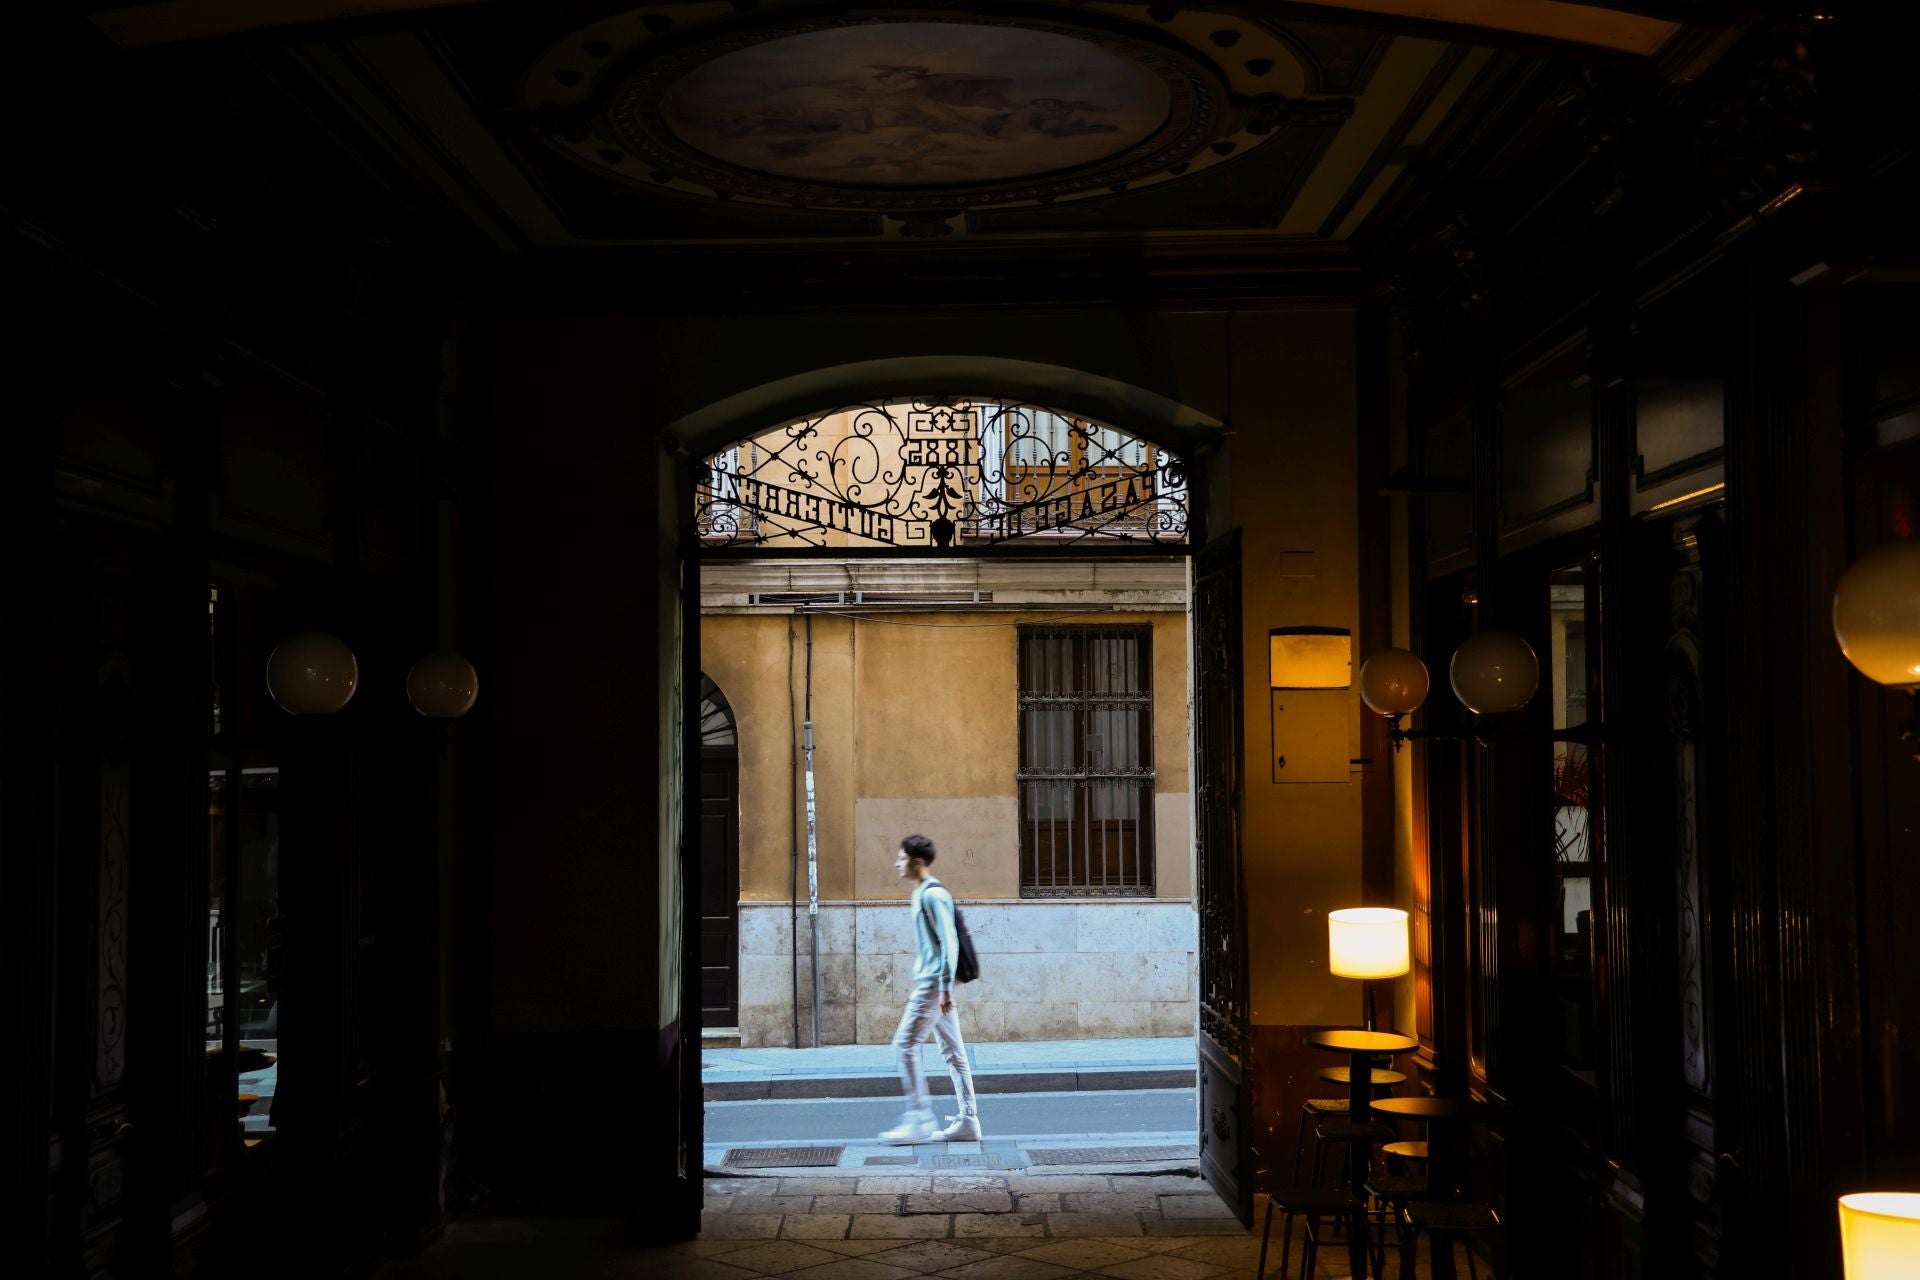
[704,1066,1195,1101]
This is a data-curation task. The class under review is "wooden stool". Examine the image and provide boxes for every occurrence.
[1311,1119,1395,1190]
[1293,1068,1403,1181]
[1383,1140,1429,1165]
[1401,1200,1507,1279]
[1256,1186,1363,1279]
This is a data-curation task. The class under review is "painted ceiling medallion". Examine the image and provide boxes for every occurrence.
[604,14,1223,210]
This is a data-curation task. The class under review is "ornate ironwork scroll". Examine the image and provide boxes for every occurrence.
[697,399,1188,552]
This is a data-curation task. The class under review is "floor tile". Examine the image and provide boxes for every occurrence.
[779,1177,863,1194]
[1044,1213,1144,1238]
[1012,1194,1061,1213]
[858,1177,935,1194]
[812,1239,916,1256]
[1013,1239,1149,1270]
[850,1214,954,1239]
[713,1239,842,1275]
[731,1195,814,1215]
[861,1239,1000,1273]
[814,1194,906,1214]
[1161,1235,1263,1268]
[778,1214,852,1240]
[903,1192,1014,1215]
[1089,1255,1226,1280]
[1006,1175,1110,1193]
[1140,1219,1243,1236]
[700,1212,786,1239]
[929,1256,1078,1280]
[952,1213,1048,1240]
[1061,1194,1160,1216]
[1106,1176,1208,1194]
[1155,1195,1235,1219]
[778,1257,920,1280]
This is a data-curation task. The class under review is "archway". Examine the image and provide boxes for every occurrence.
[671,366,1252,1223]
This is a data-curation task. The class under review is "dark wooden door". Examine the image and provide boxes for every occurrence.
[1192,531,1252,1224]
[699,753,740,1027]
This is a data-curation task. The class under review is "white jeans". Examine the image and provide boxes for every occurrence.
[892,983,977,1120]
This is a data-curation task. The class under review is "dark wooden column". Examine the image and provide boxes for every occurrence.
[1721,227,1869,1278]
[1,301,60,1273]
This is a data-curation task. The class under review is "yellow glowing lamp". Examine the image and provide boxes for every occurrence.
[1329,907,1411,979]
[1839,1193,1920,1278]
[1832,538,1920,687]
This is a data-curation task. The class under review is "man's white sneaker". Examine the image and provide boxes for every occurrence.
[878,1113,937,1145]
[938,1113,983,1141]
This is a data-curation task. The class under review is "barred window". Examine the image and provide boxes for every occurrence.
[1017,626,1155,897]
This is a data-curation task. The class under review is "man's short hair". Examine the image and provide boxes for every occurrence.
[901,833,936,865]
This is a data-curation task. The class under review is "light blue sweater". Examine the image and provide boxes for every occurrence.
[909,877,960,992]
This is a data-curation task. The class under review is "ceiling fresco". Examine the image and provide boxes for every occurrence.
[81,1,1735,255]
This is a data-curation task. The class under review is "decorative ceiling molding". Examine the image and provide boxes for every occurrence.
[520,3,1365,226]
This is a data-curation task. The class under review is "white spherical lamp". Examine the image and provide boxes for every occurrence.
[1832,539,1920,687]
[1359,648,1431,718]
[1449,630,1540,715]
[266,632,359,715]
[406,653,479,719]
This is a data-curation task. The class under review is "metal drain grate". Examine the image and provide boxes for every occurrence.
[1024,1145,1193,1165]
[722,1145,844,1169]
[930,1154,1011,1168]
[864,1155,919,1166]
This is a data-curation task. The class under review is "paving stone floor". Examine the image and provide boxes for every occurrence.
[377,1172,1476,1279]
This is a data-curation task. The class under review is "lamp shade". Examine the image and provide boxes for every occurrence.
[1359,648,1431,718]
[1832,538,1920,687]
[1328,907,1410,979]
[1449,630,1540,715]
[1839,1192,1920,1278]
[266,632,359,716]
[406,653,479,719]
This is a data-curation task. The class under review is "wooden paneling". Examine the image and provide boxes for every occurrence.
[1499,338,1597,545]
[211,381,335,561]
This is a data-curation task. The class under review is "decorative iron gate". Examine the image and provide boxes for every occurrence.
[1191,531,1252,1224]
[696,399,1188,552]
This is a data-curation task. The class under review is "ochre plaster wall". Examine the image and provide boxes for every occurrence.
[701,608,1190,907]
[1229,308,1367,1032]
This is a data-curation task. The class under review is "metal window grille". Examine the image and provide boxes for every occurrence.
[1017,626,1155,897]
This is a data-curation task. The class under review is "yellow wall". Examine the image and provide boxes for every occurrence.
[1230,307,1366,1029]
[701,608,1192,905]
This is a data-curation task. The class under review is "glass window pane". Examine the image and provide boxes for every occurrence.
[207,769,226,1056]
[235,766,281,1137]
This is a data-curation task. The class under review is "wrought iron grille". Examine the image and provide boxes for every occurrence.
[696,399,1188,551]
[1017,626,1155,897]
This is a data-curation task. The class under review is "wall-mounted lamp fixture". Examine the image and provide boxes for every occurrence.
[266,632,359,715]
[1358,630,1541,749]
[1328,906,1409,1032]
[1838,1192,1920,1278]
[1832,537,1920,759]
[407,653,480,719]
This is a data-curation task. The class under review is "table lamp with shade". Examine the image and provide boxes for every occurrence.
[1328,906,1410,1032]
[1840,1193,1920,1278]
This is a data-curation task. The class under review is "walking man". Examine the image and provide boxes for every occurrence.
[879,833,982,1143]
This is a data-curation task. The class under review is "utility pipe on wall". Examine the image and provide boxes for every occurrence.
[788,618,799,1048]
[804,613,820,1047]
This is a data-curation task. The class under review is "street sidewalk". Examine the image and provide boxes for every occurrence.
[703,1035,1196,1100]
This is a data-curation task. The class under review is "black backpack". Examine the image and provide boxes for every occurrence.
[922,882,981,984]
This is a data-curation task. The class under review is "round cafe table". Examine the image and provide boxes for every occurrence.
[1370,1096,1508,1280]
[1304,1030,1418,1278]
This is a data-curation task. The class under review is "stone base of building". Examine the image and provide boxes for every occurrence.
[735,898,1198,1047]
